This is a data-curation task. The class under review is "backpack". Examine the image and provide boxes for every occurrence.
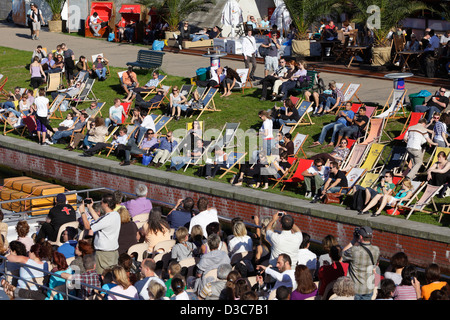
[107,32,115,42]
[258,45,270,58]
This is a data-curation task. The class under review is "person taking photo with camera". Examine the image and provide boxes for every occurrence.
[342,226,380,300]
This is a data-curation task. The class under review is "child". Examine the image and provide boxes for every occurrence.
[188,224,205,253]
[171,226,196,262]
[165,262,182,298]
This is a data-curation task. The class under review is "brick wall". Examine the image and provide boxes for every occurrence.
[1,145,449,274]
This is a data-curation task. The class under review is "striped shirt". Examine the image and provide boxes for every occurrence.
[393,285,417,300]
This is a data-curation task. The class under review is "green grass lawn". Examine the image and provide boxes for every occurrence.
[0,45,448,227]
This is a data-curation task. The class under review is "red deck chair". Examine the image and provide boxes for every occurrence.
[279,159,314,192]
[121,101,132,124]
[0,75,9,100]
[394,112,424,141]
[271,156,298,189]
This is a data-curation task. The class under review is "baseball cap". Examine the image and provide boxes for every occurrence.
[359,226,373,238]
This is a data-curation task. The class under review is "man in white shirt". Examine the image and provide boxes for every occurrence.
[34,88,55,145]
[242,28,257,81]
[404,118,438,180]
[106,98,127,128]
[188,197,219,236]
[265,212,303,267]
[135,112,156,144]
[89,12,104,37]
[256,253,296,296]
[302,158,330,199]
[297,233,317,276]
[80,193,121,274]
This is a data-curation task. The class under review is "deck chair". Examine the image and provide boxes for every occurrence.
[74,78,97,107]
[141,74,168,99]
[341,143,369,172]
[218,151,247,179]
[283,100,314,133]
[393,112,424,141]
[372,145,408,175]
[214,122,241,149]
[279,159,314,192]
[91,53,111,76]
[439,204,450,223]
[193,87,220,120]
[183,139,215,172]
[360,118,386,145]
[46,72,62,92]
[120,101,132,124]
[0,74,9,100]
[154,115,172,134]
[292,132,308,158]
[1,113,24,136]
[104,124,138,157]
[426,147,450,170]
[350,172,379,195]
[180,84,193,100]
[375,89,407,120]
[48,94,66,120]
[74,70,89,84]
[234,68,252,93]
[335,167,367,199]
[342,83,362,104]
[359,143,385,172]
[398,183,442,220]
[271,156,298,189]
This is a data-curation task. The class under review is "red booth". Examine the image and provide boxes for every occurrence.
[116,4,149,43]
[85,1,116,38]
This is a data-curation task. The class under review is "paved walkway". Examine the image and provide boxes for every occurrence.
[0,22,440,105]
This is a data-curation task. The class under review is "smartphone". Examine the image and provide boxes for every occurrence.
[84,198,92,204]
[278,212,284,217]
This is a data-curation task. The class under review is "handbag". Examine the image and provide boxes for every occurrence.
[324,192,341,204]
[258,45,270,57]
[142,154,153,166]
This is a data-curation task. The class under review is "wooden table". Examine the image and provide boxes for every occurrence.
[345,46,367,68]
[398,50,423,72]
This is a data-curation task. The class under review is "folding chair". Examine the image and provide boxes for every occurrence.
[192,87,220,120]
[154,115,172,134]
[372,145,407,175]
[0,74,9,100]
[141,74,168,99]
[48,94,66,120]
[360,118,386,145]
[213,122,241,149]
[335,167,367,201]
[218,151,247,179]
[283,100,314,133]
[350,172,379,195]
[74,70,89,84]
[74,78,97,107]
[374,89,407,120]
[234,68,252,93]
[271,156,298,189]
[180,84,193,100]
[292,132,308,158]
[341,143,370,172]
[0,113,24,136]
[183,139,215,172]
[91,53,111,76]
[393,112,424,141]
[335,84,362,112]
[439,204,450,223]
[425,147,450,170]
[46,72,62,92]
[279,158,314,192]
[359,143,385,172]
[397,183,442,220]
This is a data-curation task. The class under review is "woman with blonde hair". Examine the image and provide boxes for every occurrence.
[107,265,139,300]
[169,85,187,120]
[360,178,414,217]
[228,221,253,259]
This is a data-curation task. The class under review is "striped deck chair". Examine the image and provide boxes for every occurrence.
[372,145,407,175]
[375,89,407,120]
[397,182,442,220]
[292,132,308,158]
[46,72,62,92]
[279,158,314,192]
[193,87,220,120]
[359,143,385,172]
[218,151,247,179]
[341,143,369,172]
[48,94,66,120]
[394,112,424,141]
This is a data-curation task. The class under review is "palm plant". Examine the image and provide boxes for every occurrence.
[46,0,64,21]
[284,0,326,40]
[350,0,429,47]
[137,0,214,32]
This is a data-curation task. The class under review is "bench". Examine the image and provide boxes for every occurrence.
[126,50,165,72]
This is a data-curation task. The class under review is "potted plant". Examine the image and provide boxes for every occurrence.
[284,0,327,57]
[46,0,64,32]
[350,0,428,66]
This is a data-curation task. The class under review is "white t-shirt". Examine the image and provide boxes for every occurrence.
[307,165,330,181]
[34,96,49,117]
[89,15,99,25]
[107,285,139,300]
[266,229,303,267]
[109,105,124,120]
[141,115,156,131]
[188,208,219,236]
[261,119,273,140]
[90,211,121,251]
[297,248,318,270]
[228,235,253,258]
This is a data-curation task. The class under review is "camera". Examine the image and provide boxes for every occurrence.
[353,227,361,238]
[277,211,284,217]
[256,269,263,276]
[84,198,92,204]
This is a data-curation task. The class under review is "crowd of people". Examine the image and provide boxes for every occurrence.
[0,189,448,301]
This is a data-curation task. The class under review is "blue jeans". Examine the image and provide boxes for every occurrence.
[83,136,96,148]
[6,108,21,118]
[324,97,337,112]
[354,293,373,300]
[191,34,210,42]
[414,105,441,122]
[52,129,74,143]
[318,122,345,144]
[105,116,122,128]
[95,67,107,79]
[275,118,297,129]
[170,156,191,170]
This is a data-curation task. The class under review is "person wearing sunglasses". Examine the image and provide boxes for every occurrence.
[414,87,449,122]
[301,158,330,199]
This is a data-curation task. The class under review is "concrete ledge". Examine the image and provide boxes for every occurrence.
[1,135,449,245]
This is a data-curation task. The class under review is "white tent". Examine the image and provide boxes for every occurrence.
[270,1,291,34]
[221,0,243,38]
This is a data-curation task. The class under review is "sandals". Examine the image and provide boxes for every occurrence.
[1,279,15,300]
[309,142,321,148]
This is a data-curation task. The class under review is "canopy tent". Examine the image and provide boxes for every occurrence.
[221,0,243,38]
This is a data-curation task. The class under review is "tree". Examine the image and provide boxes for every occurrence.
[46,0,64,21]
[284,0,327,40]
